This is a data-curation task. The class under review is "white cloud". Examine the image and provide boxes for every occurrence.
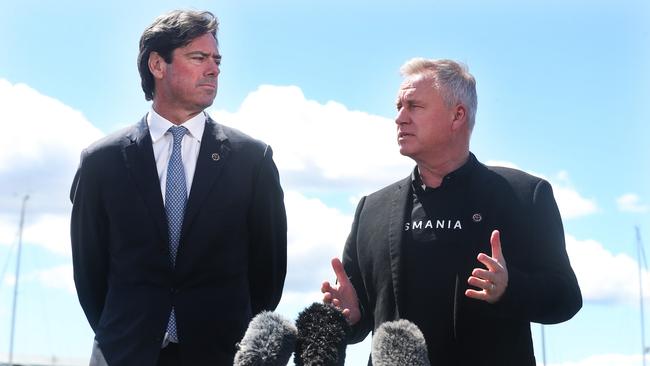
[31,264,76,294]
[275,290,324,318]
[284,190,352,293]
[2,265,76,294]
[0,79,105,258]
[566,234,650,304]
[0,80,99,170]
[0,214,20,247]
[552,184,599,219]
[486,161,597,220]
[23,214,72,256]
[552,171,599,219]
[3,273,16,287]
[617,193,649,213]
[210,85,411,192]
[0,211,77,258]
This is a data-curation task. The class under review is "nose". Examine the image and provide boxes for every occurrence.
[206,59,220,77]
[395,107,409,125]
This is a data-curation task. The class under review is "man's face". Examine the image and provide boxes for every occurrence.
[395,75,456,161]
[154,32,221,116]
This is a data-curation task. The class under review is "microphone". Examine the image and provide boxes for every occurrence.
[294,302,350,366]
[371,319,431,366]
[234,311,297,366]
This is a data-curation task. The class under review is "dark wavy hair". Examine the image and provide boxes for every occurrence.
[137,10,219,101]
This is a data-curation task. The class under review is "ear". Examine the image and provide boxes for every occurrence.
[148,51,166,80]
[451,105,467,130]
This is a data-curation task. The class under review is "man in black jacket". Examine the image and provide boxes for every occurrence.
[70,10,287,365]
[322,58,581,365]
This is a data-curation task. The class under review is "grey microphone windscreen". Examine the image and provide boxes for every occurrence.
[371,319,431,366]
[234,311,297,366]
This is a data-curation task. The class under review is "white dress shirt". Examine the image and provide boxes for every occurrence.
[148,108,207,347]
[147,108,206,203]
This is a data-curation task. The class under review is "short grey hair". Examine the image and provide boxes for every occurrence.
[400,58,477,131]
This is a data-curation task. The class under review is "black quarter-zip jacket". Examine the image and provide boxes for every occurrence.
[342,153,582,366]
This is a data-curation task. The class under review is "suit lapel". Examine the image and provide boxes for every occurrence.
[387,176,411,318]
[123,117,169,247]
[181,117,230,239]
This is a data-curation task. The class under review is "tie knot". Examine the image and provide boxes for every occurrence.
[168,126,188,143]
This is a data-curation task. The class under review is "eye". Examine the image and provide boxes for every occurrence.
[188,54,207,64]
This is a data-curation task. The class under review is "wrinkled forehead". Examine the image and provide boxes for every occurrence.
[398,74,434,98]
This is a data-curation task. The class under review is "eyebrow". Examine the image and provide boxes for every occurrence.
[185,51,222,60]
[397,94,418,104]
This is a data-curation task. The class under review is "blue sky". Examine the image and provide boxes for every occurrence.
[0,0,649,364]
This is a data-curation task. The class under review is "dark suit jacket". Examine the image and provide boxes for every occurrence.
[70,116,287,366]
[342,155,582,365]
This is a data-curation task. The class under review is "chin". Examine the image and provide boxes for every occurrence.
[398,147,415,158]
[198,99,216,109]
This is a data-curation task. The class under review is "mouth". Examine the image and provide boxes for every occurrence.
[398,131,413,139]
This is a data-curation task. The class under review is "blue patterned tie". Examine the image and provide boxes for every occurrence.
[165,125,188,342]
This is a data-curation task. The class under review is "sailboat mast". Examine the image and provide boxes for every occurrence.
[638,226,647,366]
[8,195,28,366]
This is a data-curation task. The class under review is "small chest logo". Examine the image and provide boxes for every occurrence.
[472,213,482,223]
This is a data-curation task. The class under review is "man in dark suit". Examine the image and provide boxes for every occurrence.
[70,10,287,366]
[321,58,582,365]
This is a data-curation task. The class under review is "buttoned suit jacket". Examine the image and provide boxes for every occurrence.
[70,116,287,366]
[342,155,582,365]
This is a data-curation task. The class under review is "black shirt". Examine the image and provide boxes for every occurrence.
[402,155,481,364]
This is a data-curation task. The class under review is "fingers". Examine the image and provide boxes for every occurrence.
[476,253,499,272]
[465,288,489,301]
[331,257,350,285]
[322,257,361,325]
[490,230,504,264]
[321,280,336,304]
[465,274,499,303]
[465,229,509,304]
[467,270,495,288]
[321,281,332,293]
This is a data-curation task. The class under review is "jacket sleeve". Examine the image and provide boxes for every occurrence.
[496,179,582,324]
[247,145,287,314]
[342,196,374,344]
[70,150,110,331]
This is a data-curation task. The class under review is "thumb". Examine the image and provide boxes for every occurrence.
[490,230,504,263]
[331,257,350,285]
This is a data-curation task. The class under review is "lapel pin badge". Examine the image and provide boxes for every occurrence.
[211,153,220,161]
[472,213,482,223]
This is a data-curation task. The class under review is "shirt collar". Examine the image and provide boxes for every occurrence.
[147,108,207,143]
[411,152,478,192]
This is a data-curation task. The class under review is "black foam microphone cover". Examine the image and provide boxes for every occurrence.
[294,302,350,366]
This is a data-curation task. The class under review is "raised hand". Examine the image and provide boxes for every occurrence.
[321,257,361,325]
[465,230,509,303]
